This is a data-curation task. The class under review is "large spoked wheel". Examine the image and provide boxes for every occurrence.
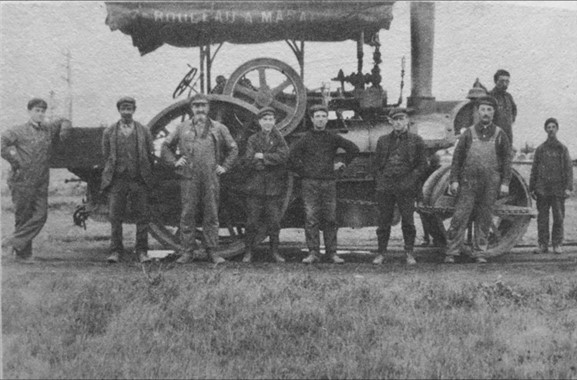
[419,164,534,257]
[223,58,307,136]
[146,95,293,259]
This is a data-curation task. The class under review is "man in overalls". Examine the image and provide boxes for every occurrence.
[1,98,72,260]
[161,94,238,264]
[444,95,512,263]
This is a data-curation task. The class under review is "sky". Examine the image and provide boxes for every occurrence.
[1,1,576,155]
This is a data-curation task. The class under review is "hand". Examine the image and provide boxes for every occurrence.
[499,184,509,198]
[448,182,459,196]
[254,152,264,160]
[530,191,537,201]
[175,157,187,167]
[216,165,226,175]
[334,162,346,171]
[565,189,572,199]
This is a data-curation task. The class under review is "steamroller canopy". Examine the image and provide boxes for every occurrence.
[105,1,395,55]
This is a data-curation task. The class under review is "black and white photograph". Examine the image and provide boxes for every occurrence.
[1,1,576,378]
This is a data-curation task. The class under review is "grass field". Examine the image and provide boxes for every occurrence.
[2,168,577,379]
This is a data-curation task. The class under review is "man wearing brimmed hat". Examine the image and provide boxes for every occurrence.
[1,98,72,260]
[444,95,512,263]
[101,97,155,263]
[241,107,289,263]
[530,117,573,254]
[161,93,238,264]
[372,107,427,266]
[289,104,360,264]
[489,69,517,146]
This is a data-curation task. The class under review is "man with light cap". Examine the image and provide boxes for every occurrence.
[241,106,289,263]
[530,117,573,254]
[372,107,427,266]
[101,97,155,264]
[444,95,512,263]
[289,104,360,264]
[1,98,72,260]
[161,93,238,264]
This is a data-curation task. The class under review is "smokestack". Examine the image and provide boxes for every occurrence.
[408,2,436,114]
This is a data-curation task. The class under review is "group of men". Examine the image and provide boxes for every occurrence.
[1,69,573,264]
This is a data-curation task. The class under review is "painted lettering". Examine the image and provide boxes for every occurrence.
[276,10,283,22]
[214,10,223,22]
[243,11,253,23]
[154,10,163,22]
[261,11,273,23]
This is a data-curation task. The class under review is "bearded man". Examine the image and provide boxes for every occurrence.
[161,94,238,264]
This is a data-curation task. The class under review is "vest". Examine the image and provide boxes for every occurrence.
[115,129,138,179]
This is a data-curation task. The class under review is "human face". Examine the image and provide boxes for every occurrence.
[118,103,135,122]
[391,113,409,132]
[495,75,510,91]
[28,106,46,124]
[311,111,328,131]
[478,104,495,125]
[545,122,558,138]
[259,114,275,132]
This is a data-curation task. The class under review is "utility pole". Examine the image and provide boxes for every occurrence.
[61,49,73,121]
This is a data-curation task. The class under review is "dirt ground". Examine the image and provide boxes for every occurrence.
[1,167,576,267]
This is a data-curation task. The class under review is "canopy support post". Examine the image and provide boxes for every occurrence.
[206,42,224,93]
[356,31,364,91]
[199,46,206,93]
[286,39,305,80]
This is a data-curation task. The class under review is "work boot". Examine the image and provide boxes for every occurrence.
[329,254,345,264]
[176,252,193,264]
[533,244,548,254]
[372,254,385,265]
[208,249,226,264]
[405,251,417,266]
[107,251,120,264]
[444,255,455,264]
[475,257,488,264]
[302,252,319,264]
[552,245,563,254]
[270,237,285,263]
[242,250,253,263]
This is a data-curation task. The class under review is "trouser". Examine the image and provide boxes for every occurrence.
[180,176,219,254]
[536,194,565,247]
[302,179,337,255]
[8,181,48,257]
[446,171,500,256]
[245,196,283,251]
[376,190,417,253]
[109,177,149,253]
[419,212,447,246]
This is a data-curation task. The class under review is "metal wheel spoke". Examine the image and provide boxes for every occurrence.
[271,79,292,97]
[258,67,267,88]
[270,99,296,115]
[236,84,260,101]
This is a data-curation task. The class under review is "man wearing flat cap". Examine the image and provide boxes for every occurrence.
[1,98,72,260]
[161,93,238,264]
[444,95,512,263]
[489,69,517,146]
[289,104,360,264]
[241,107,290,263]
[530,117,573,254]
[372,107,427,266]
[101,97,155,263]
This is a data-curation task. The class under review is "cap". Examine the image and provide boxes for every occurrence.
[388,107,414,118]
[27,98,48,110]
[190,93,209,105]
[257,106,276,119]
[116,96,136,109]
[309,104,329,116]
[544,117,559,129]
[476,95,497,109]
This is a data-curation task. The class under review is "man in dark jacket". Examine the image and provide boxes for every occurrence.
[530,117,573,254]
[1,98,72,260]
[444,95,512,263]
[161,94,238,264]
[101,97,155,263]
[489,69,517,146]
[242,107,289,263]
[290,104,360,264]
[372,108,427,266]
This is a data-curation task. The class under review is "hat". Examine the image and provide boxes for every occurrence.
[309,104,329,116]
[388,107,414,118]
[476,95,497,109]
[544,117,559,129]
[116,96,136,109]
[257,106,276,119]
[27,98,47,110]
[190,93,209,105]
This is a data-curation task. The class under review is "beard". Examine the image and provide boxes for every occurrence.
[192,113,207,125]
